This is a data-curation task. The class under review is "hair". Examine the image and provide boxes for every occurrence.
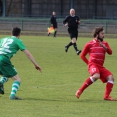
[70,8,75,12]
[93,27,104,38]
[12,27,21,36]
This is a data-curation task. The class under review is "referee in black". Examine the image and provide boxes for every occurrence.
[48,11,57,37]
[63,8,81,55]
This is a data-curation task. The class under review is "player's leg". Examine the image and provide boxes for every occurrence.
[3,67,22,100]
[0,76,8,94]
[104,75,117,101]
[76,65,100,98]
[104,75,114,100]
[0,69,8,94]
[10,74,22,100]
[0,81,4,94]
[0,76,8,84]
[0,56,10,94]
[0,56,21,99]
[75,74,100,98]
[100,68,117,101]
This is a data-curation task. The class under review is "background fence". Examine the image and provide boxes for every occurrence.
[3,0,117,20]
[0,18,117,34]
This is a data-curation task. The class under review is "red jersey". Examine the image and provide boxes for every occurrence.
[80,39,112,66]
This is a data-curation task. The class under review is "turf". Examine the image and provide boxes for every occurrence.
[0,35,117,117]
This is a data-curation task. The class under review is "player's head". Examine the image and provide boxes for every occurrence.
[70,8,75,16]
[52,11,56,16]
[12,27,21,37]
[93,27,104,42]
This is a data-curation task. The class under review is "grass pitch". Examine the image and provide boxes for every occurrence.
[0,35,117,117]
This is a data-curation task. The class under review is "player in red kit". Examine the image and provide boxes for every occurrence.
[75,27,117,101]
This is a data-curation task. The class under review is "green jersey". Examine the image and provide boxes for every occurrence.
[0,36,26,58]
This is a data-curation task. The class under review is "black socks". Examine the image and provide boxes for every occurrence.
[73,43,78,52]
[54,31,57,37]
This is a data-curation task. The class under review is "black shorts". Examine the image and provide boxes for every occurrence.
[68,29,78,40]
[53,23,57,29]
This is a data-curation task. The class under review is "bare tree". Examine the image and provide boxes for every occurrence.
[7,0,22,16]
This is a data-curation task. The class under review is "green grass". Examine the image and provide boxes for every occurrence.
[0,35,117,117]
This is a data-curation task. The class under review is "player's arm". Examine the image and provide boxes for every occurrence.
[80,44,89,64]
[22,49,42,72]
[99,42,112,55]
[105,43,112,55]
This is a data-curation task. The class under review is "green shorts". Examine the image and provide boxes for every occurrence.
[0,55,17,77]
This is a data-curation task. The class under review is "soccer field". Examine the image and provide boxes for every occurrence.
[0,35,117,117]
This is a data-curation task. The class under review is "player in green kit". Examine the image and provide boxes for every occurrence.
[0,27,42,100]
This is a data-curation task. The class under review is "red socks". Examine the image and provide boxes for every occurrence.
[79,78,93,92]
[79,78,114,98]
[104,82,113,98]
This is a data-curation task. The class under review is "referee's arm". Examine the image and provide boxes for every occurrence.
[63,16,68,26]
[78,20,81,24]
[50,16,53,26]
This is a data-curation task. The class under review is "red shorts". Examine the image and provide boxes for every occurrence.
[88,64,112,83]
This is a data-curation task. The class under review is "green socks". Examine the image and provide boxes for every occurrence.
[10,81,20,98]
[0,77,8,84]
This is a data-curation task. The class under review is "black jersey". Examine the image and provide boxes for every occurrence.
[63,15,80,30]
[50,15,57,25]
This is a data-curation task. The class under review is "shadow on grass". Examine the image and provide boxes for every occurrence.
[23,97,106,103]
